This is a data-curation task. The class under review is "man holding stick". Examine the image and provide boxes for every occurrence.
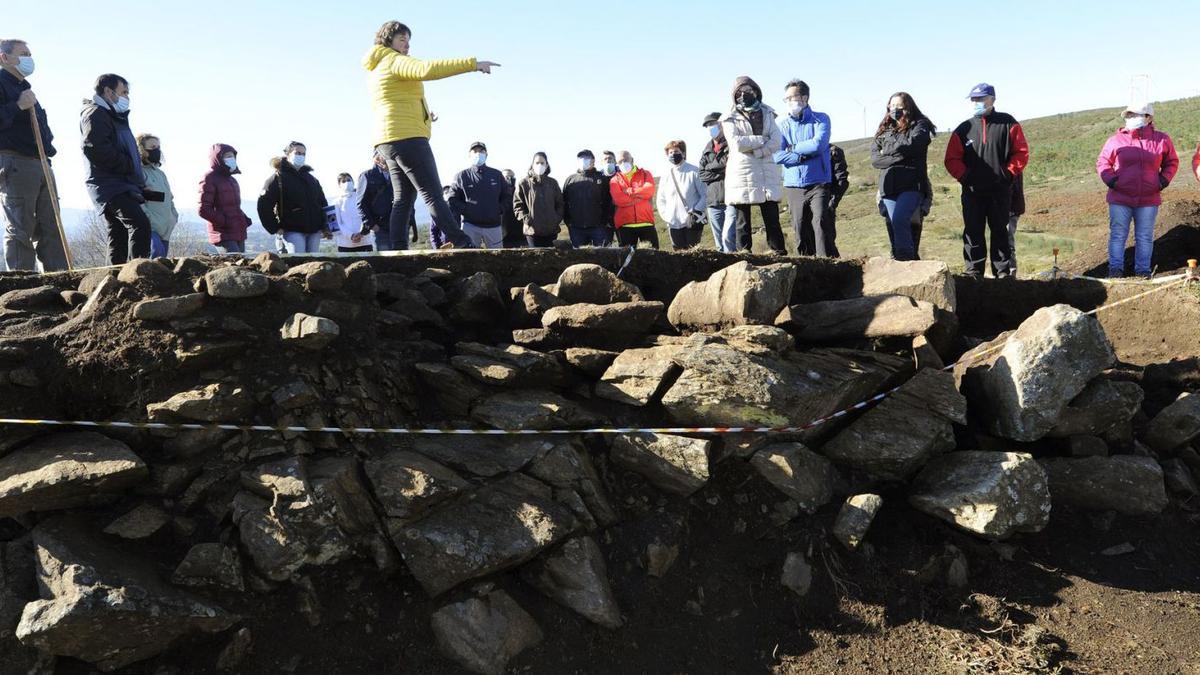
[0,39,68,272]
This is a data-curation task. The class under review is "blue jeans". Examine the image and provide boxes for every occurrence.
[150,232,169,258]
[882,191,921,261]
[216,239,245,254]
[282,231,323,254]
[1108,204,1158,277]
[568,227,608,248]
[720,206,743,253]
[709,206,735,252]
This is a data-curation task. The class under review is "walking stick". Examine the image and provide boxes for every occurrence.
[29,107,74,270]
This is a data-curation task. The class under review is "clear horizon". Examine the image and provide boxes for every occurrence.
[7,0,1200,216]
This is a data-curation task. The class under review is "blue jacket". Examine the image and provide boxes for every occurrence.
[773,107,831,188]
[449,164,506,227]
[80,97,145,206]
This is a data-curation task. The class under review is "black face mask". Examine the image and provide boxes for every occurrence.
[736,92,759,109]
[668,152,684,165]
[890,109,904,122]
[146,148,162,164]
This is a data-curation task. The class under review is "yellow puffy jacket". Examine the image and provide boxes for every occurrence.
[363,45,477,146]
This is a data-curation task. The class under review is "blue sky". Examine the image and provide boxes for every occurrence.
[10,0,1200,212]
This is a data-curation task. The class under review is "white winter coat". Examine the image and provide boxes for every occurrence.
[655,163,707,229]
[720,104,784,205]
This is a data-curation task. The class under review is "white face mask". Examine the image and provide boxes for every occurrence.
[16,56,34,77]
[471,152,487,167]
[580,158,594,171]
[113,95,130,113]
[533,163,548,176]
[618,161,633,174]
[787,100,806,116]
[223,157,238,171]
[290,153,306,168]
[341,182,355,194]
[1125,115,1147,131]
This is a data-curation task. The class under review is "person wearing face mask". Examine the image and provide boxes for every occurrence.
[81,73,151,264]
[944,83,1029,278]
[872,92,936,261]
[334,172,374,253]
[562,149,612,248]
[0,38,68,271]
[447,141,506,248]
[721,76,786,254]
[699,112,735,252]
[599,151,618,244]
[609,150,658,249]
[513,152,564,247]
[364,21,499,250]
[1096,102,1179,279]
[656,140,707,250]
[257,141,331,254]
[774,79,836,257]
[199,143,251,254]
[135,134,177,258]
[356,151,399,251]
[500,169,524,248]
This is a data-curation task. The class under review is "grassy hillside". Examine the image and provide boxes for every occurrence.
[673,97,1200,275]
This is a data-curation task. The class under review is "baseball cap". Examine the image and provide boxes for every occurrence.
[967,83,996,99]
[702,112,721,127]
[469,141,487,153]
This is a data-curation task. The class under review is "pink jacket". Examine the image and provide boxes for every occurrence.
[1192,144,1199,184]
[1096,124,1179,208]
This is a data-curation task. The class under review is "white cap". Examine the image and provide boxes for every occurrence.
[1125,101,1154,116]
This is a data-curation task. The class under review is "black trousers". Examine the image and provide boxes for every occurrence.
[616,226,659,249]
[526,234,557,248]
[961,187,1014,277]
[377,138,472,250]
[102,192,152,264]
[733,201,785,254]
[787,185,838,257]
[668,226,701,250]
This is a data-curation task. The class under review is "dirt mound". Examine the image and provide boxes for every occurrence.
[1063,198,1200,277]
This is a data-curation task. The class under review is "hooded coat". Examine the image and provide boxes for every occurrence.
[257,158,329,235]
[199,144,250,244]
[362,45,477,146]
[719,77,783,205]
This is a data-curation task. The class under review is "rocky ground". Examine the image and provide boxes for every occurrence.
[0,248,1197,674]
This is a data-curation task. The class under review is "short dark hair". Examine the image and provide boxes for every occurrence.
[602,151,616,160]
[0,39,27,56]
[375,21,411,48]
[664,140,686,155]
[785,79,810,97]
[337,172,353,184]
[94,74,128,96]
[284,141,306,154]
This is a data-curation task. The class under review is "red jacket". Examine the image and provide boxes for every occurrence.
[1192,143,1199,184]
[1096,124,1179,208]
[199,143,251,244]
[944,112,1029,192]
[609,168,656,228]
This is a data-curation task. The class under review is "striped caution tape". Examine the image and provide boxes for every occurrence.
[0,278,1189,438]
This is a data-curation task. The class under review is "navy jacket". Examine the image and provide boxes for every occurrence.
[0,70,53,158]
[449,164,506,227]
[562,168,612,230]
[80,97,144,206]
[356,166,393,235]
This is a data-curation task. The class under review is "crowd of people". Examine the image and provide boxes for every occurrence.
[1,27,1199,279]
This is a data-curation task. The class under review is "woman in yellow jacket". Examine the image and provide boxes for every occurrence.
[364,21,499,250]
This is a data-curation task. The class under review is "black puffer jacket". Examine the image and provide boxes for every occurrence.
[698,138,728,208]
[562,168,611,230]
[258,158,328,235]
[870,118,934,198]
[830,144,850,208]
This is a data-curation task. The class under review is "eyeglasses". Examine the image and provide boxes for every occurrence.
[784,96,806,103]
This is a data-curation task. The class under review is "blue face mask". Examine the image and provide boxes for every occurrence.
[708,125,721,139]
[973,102,989,117]
[471,152,487,167]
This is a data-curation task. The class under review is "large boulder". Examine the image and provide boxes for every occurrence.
[450,342,570,388]
[1049,378,1144,438]
[0,432,147,517]
[414,363,487,417]
[1040,456,1167,515]
[16,518,237,671]
[1142,392,1200,454]
[832,494,883,551]
[909,451,1051,540]
[280,313,340,350]
[668,261,796,330]
[391,473,580,596]
[146,382,254,423]
[363,450,470,523]
[132,292,206,321]
[661,343,908,430]
[822,369,968,481]
[556,264,644,305]
[860,256,957,313]
[205,267,270,299]
[749,443,837,514]
[610,433,710,496]
[524,439,618,528]
[283,261,347,292]
[449,272,506,325]
[541,301,664,348]
[430,590,543,675]
[409,436,555,478]
[471,390,604,430]
[958,305,1116,442]
[778,295,939,342]
[594,345,683,407]
[521,536,622,629]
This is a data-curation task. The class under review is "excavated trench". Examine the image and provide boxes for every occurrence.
[0,248,1197,674]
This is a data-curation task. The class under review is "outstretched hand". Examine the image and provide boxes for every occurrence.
[477,61,501,74]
